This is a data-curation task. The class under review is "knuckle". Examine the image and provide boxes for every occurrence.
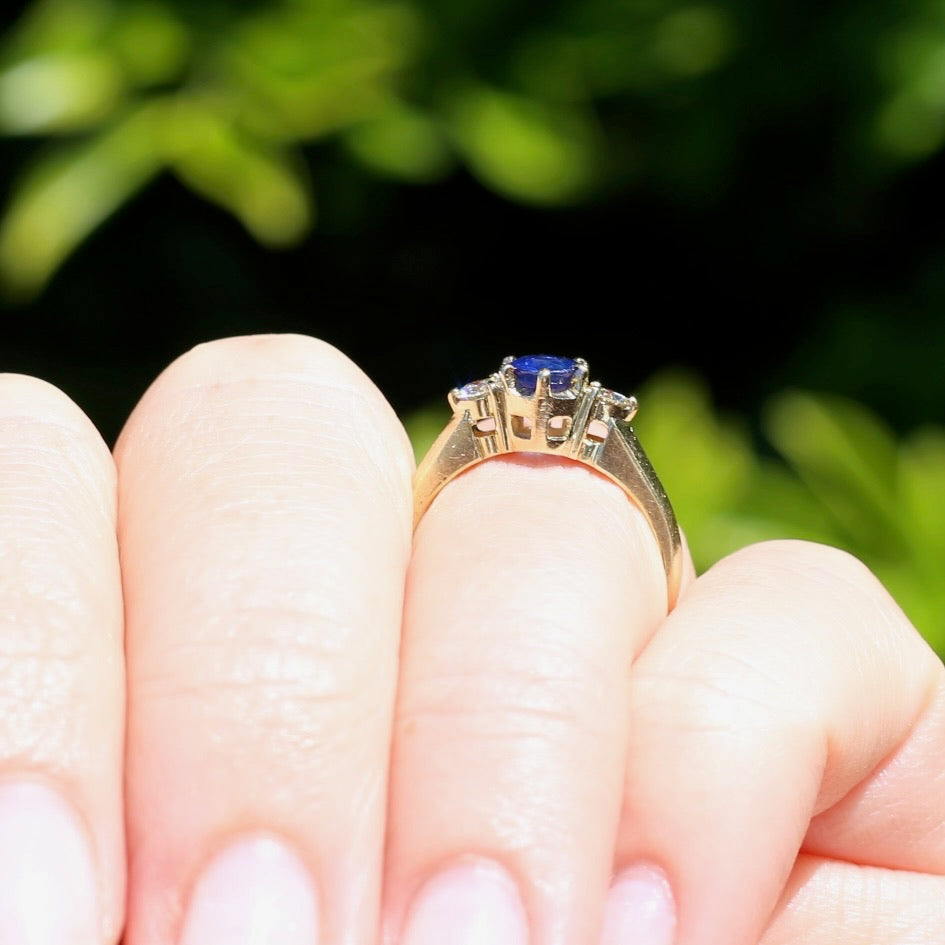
[117,333,413,488]
[711,539,918,648]
[631,657,823,747]
[399,647,614,745]
[723,538,882,598]
[174,333,351,379]
[144,333,379,408]
[136,602,389,747]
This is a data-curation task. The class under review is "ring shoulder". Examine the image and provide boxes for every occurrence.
[413,412,488,529]
[596,421,683,608]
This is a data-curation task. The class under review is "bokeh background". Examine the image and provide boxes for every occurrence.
[0,0,943,651]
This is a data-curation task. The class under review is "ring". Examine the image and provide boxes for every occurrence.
[413,354,683,611]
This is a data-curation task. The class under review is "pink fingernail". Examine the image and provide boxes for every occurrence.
[601,864,676,945]
[402,861,529,945]
[0,782,100,945]
[179,837,320,945]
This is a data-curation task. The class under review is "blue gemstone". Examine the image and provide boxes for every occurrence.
[509,355,578,394]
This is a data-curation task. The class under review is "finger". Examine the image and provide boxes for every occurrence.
[0,376,124,944]
[804,676,945,874]
[759,855,945,945]
[384,454,694,945]
[114,335,413,945]
[609,540,943,945]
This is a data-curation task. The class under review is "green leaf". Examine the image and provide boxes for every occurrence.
[0,49,124,133]
[0,102,164,298]
[403,402,450,466]
[344,105,451,182]
[109,2,190,87]
[164,99,313,246]
[874,91,945,160]
[0,0,112,59]
[896,426,945,649]
[449,85,599,204]
[734,458,845,547]
[764,391,905,556]
[220,3,423,140]
[651,5,735,78]
[878,563,945,654]
[899,425,945,564]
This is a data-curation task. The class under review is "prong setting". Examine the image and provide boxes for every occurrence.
[450,356,640,458]
[570,360,588,393]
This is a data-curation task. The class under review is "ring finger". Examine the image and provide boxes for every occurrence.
[384,449,692,945]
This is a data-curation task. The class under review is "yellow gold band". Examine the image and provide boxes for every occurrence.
[412,356,683,611]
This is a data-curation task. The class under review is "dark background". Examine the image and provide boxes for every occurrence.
[2,0,945,445]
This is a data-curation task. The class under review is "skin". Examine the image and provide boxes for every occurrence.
[0,332,942,945]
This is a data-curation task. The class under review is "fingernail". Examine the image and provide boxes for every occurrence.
[402,860,529,945]
[0,782,100,944]
[180,837,320,945]
[601,864,676,945]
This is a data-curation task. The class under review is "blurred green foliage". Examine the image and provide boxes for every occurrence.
[0,0,941,294]
[405,379,945,656]
[1,1,942,645]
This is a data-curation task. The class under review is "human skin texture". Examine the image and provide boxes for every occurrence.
[0,333,942,945]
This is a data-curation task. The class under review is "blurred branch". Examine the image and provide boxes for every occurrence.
[0,101,164,296]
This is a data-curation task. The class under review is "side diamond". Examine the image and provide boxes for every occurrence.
[597,388,629,406]
[455,378,492,400]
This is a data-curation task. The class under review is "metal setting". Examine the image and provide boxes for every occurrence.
[413,356,684,611]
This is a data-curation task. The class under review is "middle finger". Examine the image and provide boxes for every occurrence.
[115,335,414,945]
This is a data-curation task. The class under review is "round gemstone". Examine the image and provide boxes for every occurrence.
[509,355,578,395]
[455,378,492,399]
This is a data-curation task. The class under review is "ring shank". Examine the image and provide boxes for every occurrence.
[413,410,683,611]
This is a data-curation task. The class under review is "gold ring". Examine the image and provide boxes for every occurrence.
[413,355,683,611]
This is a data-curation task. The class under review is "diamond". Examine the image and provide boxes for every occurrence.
[598,388,628,406]
[455,378,492,399]
[596,387,637,420]
[509,355,578,395]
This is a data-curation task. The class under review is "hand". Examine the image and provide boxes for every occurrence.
[1,334,943,945]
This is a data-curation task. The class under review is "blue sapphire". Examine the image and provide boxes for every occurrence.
[509,355,578,394]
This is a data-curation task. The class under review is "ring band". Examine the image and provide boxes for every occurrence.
[413,355,683,611]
